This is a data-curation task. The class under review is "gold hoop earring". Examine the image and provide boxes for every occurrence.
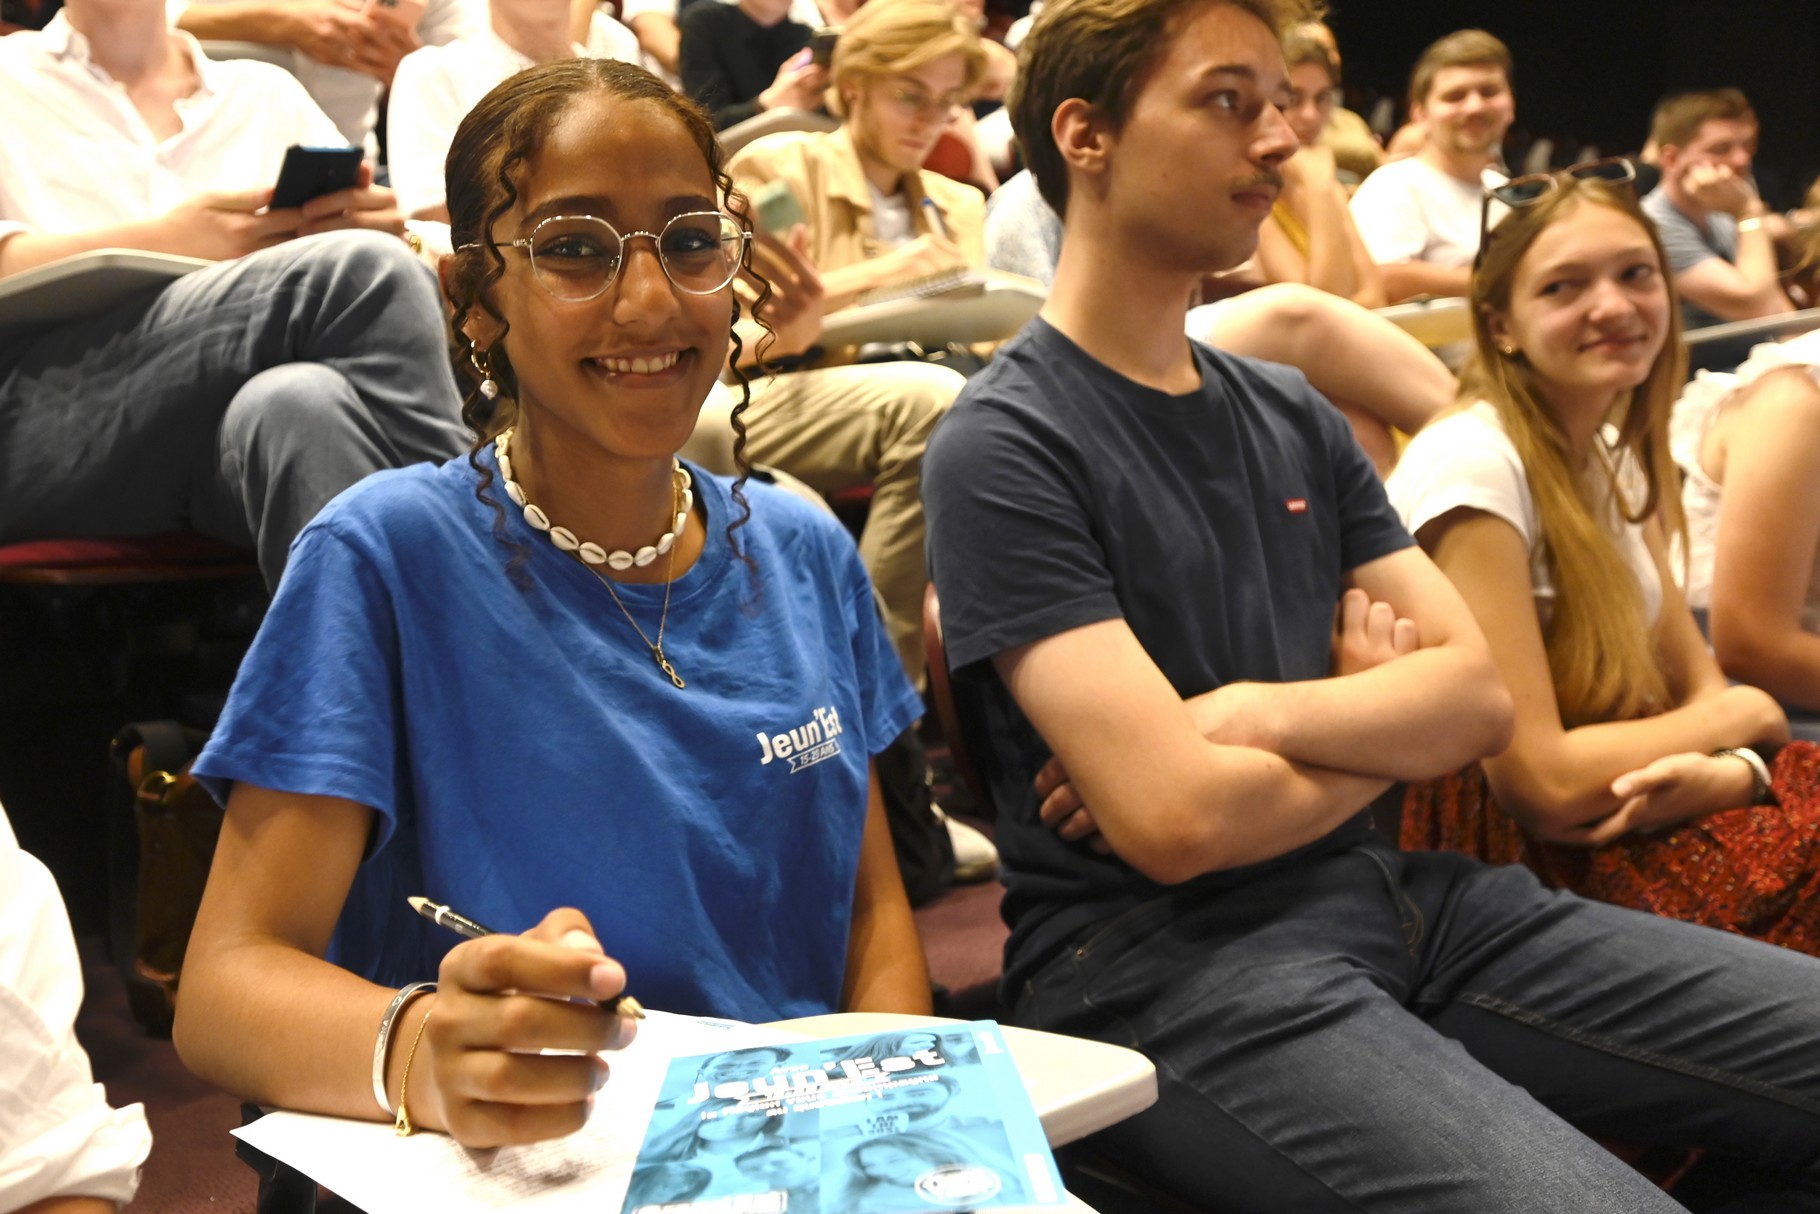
[469,343,499,400]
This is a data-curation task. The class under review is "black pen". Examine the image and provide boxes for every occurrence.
[408,895,647,1019]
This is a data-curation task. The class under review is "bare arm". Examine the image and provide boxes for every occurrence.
[995,620,1394,885]
[174,784,630,1146]
[1676,238,1795,323]
[1707,366,1820,708]
[570,0,598,47]
[840,766,933,1014]
[628,12,680,75]
[1342,212,1388,310]
[1422,508,1785,841]
[1181,547,1512,781]
[1197,283,1456,437]
[1379,260,1472,303]
[16,1199,114,1214]
[1262,148,1359,303]
[0,191,303,278]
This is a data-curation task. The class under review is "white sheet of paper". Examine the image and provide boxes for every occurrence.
[231,1012,804,1214]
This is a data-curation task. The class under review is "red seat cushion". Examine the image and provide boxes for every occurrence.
[0,533,256,584]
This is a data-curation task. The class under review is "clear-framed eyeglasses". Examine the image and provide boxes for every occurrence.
[463,211,749,301]
[888,85,968,122]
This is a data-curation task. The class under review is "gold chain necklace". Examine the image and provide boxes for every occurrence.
[579,473,686,689]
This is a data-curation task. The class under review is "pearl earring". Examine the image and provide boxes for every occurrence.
[1501,345,1517,357]
[470,343,499,400]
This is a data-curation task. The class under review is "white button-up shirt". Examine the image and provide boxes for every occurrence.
[0,15,345,247]
[0,804,153,1210]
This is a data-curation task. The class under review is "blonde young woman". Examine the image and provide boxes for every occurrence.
[1387,167,1820,951]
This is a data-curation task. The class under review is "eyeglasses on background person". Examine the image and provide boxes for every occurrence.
[463,211,749,301]
[888,84,968,121]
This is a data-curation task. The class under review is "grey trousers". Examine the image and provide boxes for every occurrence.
[0,231,469,587]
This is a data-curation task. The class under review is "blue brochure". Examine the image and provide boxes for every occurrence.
[619,1021,1067,1214]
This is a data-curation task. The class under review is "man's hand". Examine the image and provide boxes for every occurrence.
[879,232,968,283]
[1562,751,1759,845]
[1034,753,1113,853]
[277,1,384,68]
[758,49,827,113]
[160,188,306,260]
[1683,162,1762,220]
[297,163,408,238]
[744,225,825,359]
[1331,586,1419,678]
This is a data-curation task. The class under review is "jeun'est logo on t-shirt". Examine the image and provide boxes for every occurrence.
[756,705,844,773]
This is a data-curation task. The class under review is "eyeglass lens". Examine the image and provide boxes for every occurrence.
[527,213,743,300]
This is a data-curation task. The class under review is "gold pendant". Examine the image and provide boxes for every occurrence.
[654,647,685,689]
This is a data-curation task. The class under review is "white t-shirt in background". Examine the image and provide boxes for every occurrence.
[1350,156,1505,268]
[387,15,642,219]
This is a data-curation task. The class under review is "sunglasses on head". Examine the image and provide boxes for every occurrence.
[1475,156,1638,269]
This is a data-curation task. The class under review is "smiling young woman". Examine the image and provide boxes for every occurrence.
[1386,172,1820,953]
[170,58,932,1148]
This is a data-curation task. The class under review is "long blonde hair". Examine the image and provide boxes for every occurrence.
[1462,180,1687,726]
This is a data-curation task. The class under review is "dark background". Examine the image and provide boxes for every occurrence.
[1328,0,1820,208]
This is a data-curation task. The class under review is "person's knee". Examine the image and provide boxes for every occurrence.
[884,363,966,438]
[286,230,443,316]
[221,363,364,457]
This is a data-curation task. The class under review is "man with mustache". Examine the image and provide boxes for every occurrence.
[1349,29,1514,302]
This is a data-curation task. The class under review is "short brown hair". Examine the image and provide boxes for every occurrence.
[1407,28,1511,113]
[826,0,989,120]
[1282,27,1336,81]
[1009,0,1320,218]
[1649,88,1755,153]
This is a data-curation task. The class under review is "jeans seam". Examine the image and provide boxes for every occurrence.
[1360,847,1424,955]
[1454,990,1820,1118]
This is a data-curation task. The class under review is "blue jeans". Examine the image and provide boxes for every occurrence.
[0,231,468,586]
[1017,838,1820,1212]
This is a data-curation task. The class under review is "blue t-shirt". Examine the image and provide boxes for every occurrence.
[923,319,1413,990]
[193,450,922,1020]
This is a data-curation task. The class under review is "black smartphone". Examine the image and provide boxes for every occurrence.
[809,26,838,69]
[270,145,364,209]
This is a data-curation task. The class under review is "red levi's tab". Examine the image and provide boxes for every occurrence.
[1285,498,1308,514]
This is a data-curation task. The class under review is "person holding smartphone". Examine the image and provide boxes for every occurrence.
[0,0,466,584]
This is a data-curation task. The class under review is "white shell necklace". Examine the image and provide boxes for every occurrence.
[493,428,691,569]
[494,427,690,688]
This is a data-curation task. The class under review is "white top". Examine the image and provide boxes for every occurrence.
[170,0,474,153]
[0,804,153,1209]
[1671,328,1820,624]
[1350,156,1504,268]
[387,16,642,218]
[866,179,915,247]
[1387,402,1663,629]
[0,15,343,246]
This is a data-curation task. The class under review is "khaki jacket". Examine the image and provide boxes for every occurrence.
[727,126,987,279]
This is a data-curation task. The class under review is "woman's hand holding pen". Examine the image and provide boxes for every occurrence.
[417,908,637,1147]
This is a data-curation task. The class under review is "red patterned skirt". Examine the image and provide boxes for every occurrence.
[1402,741,1820,955]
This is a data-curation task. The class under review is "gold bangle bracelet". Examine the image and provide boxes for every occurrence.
[394,1004,435,1137]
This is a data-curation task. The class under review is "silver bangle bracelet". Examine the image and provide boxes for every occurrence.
[372,981,438,1116]
[1713,746,1774,804]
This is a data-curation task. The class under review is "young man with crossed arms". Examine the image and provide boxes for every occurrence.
[922,0,1820,1206]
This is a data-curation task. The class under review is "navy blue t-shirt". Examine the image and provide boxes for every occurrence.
[923,318,1414,989]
